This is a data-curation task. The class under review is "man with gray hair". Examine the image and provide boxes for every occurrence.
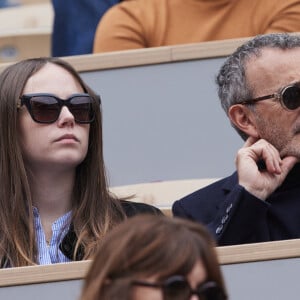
[173,33,300,246]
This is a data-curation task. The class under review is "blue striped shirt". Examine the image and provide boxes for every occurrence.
[33,207,72,264]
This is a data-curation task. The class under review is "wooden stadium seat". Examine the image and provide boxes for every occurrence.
[0,3,52,62]
[0,3,52,31]
[16,0,50,5]
[0,29,51,62]
[109,178,219,216]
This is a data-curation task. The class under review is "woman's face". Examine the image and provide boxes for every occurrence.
[18,63,90,172]
[131,260,207,300]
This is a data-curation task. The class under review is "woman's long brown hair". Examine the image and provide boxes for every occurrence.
[81,215,228,300]
[0,57,125,267]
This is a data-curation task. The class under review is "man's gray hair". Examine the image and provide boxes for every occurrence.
[216,33,300,139]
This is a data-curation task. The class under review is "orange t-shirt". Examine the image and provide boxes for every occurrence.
[93,0,300,52]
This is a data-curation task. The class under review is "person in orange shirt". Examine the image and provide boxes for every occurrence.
[93,0,300,53]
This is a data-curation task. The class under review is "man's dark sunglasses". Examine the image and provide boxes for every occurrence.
[240,83,300,111]
[131,275,227,300]
[18,93,100,124]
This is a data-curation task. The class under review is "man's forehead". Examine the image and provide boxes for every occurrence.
[245,47,300,93]
[246,47,300,70]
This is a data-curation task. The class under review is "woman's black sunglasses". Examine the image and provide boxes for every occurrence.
[131,275,227,300]
[18,93,101,124]
[240,83,300,110]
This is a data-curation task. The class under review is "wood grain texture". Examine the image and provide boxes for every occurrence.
[0,37,248,73]
[217,238,300,265]
[1,239,300,287]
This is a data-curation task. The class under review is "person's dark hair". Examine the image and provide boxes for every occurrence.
[0,57,125,266]
[216,33,300,140]
[80,215,227,300]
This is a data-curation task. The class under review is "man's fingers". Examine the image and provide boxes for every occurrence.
[243,136,260,148]
[238,139,281,172]
[262,142,282,173]
[281,156,299,175]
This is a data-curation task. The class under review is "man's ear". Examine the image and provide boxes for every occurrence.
[228,104,260,138]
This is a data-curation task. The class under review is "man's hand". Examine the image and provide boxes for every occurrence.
[236,137,298,200]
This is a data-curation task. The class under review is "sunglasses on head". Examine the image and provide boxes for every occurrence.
[131,275,226,300]
[240,83,300,110]
[18,93,100,124]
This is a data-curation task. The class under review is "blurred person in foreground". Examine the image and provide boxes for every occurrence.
[80,215,228,300]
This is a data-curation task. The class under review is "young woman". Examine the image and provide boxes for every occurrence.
[0,57,160,267]
[80,215,228,300]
